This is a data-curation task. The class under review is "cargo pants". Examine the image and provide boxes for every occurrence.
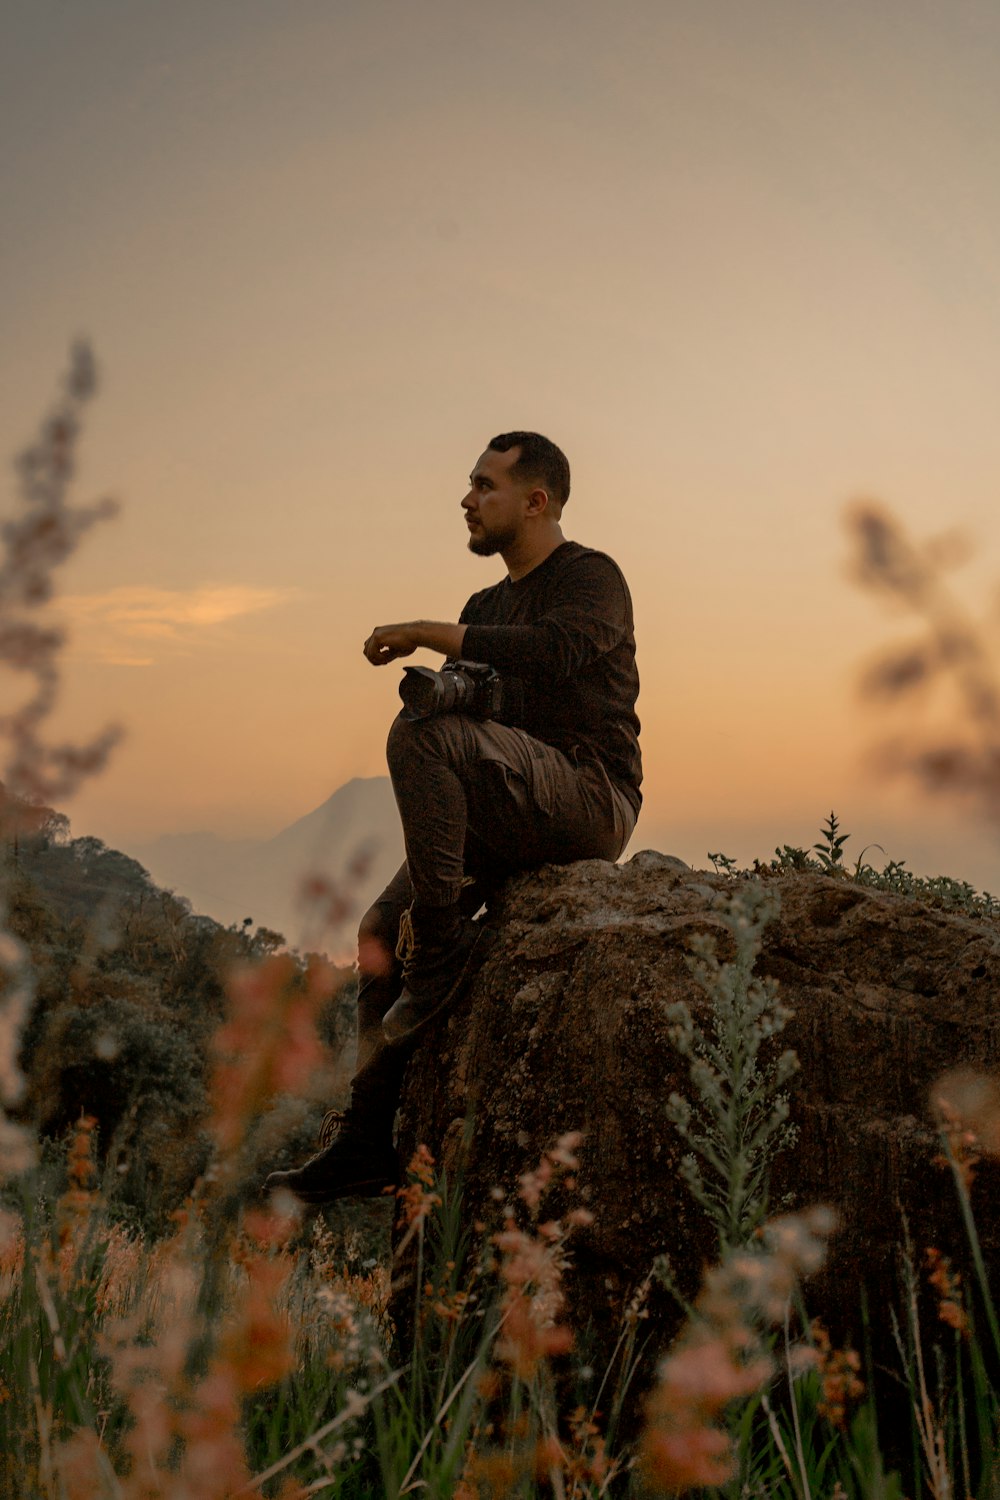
[348,710,637,1132]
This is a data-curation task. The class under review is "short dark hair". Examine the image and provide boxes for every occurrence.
[488,431,571,508]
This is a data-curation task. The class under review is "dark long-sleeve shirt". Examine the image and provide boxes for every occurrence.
[459,540,642,812]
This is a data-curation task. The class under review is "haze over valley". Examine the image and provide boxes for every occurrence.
[130,777,403,955]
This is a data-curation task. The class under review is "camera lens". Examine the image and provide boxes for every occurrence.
[398,666,443,719]
[439,669,472,713]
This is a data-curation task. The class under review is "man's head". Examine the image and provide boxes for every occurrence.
[463,432,570,560]
[487,432,571,511]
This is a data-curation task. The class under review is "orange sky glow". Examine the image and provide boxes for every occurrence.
[3,0,1000,892]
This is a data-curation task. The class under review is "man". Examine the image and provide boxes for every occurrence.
[266,432,641,1203]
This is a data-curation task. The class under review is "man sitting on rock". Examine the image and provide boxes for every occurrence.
[266,431,641,1203]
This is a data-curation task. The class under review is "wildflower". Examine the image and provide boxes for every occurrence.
[428,1281,470,1323]
[810,1320,865,1427]
[658,1338,774,1415]
[931,1068,1000,1189]
[518,1154,553,1210]
[53,1429,107,1500]
[211,953,329,1155]
[0,1108,37,1178]
[243,1200,302,1250]
[488,1136,600,1384]
[182,1364,253,1494]
[518,1129,584,1210]
[56,1114,98,1246]
[558,1404,615,1491]
[495,1287,574,1378]
[642,1335,769,1492]
[533,1432,565,1472]
[396,1143,442,1228]
[66,1112,98,1186]
[623,1273,652,1328]
[94,1224,144,1320]
[641,1207,836,1495]
[924,1247,969,1336]
[219,1254,294,1391]
[492,1211,574,1378]
[406,1140,436,1187]
[761,1206,836,1279]
[463,1451,518,1495]
[0,1207,21,1262]
[643,1423,735,1492]
[549,1130,583,1166]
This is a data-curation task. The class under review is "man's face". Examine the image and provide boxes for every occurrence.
[461,447,532,557]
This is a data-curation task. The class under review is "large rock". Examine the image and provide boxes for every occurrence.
[396,853,1000,1352]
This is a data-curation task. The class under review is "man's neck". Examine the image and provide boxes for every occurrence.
[502,527,566,582]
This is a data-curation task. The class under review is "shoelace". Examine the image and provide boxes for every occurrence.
[317,1108,346,1149]
[395,885,477,964]
[395,905,415,963]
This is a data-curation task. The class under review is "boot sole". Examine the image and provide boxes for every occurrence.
[266,1170,396,1205]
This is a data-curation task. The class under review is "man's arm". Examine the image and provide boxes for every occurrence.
[363,620,467,666]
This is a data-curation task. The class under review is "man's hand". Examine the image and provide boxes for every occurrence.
[363,624,419,665]
[363,620,468,665]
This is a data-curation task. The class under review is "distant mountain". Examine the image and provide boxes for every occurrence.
[129,777,403,953]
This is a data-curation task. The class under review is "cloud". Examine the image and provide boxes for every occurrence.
[57,585,292,665]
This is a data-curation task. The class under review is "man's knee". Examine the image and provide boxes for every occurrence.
[386,712,418,777]
[386,710,468,776]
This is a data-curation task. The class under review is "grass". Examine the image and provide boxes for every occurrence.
[711,808,1000,920]
[2,1016,1000,1496]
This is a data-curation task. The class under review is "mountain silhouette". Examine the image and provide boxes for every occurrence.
[129,777,402,954]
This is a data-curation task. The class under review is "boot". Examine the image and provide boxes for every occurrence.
[264,1109,398,1205]
[381,901,494,1043]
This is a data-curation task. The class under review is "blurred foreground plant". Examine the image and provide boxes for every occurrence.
[1,345,121,1197]
[847,501,1000,825]
[641,1205,835,1493]
[0,341,121,808]
[6,1062,1000,1497]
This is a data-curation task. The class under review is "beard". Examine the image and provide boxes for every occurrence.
[468,522,519,557]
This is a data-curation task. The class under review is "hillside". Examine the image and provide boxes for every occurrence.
[129,776,403,953]
[2,791,357,1230]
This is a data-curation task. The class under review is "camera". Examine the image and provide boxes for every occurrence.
[398,660,505,722]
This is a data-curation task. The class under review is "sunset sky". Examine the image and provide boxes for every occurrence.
[3,0,1000,891]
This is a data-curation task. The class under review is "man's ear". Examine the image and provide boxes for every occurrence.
[526,487,551,517]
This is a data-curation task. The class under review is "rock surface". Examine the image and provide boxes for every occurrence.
[397,852,1000,1350]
